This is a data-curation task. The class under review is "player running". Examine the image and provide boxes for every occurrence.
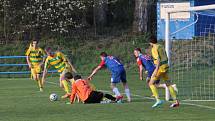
[65,73,121,104]
[26,40,46,92]
[88,52,131,102]
[149,36,179,108]
[42,47,77,98]
[133,48,178,101]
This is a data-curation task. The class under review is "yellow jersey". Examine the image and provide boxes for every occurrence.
[151,44,168,65]
[44,52,68,73]
[25,45,45,66]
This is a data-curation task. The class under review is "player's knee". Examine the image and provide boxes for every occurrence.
[148,82,153,86]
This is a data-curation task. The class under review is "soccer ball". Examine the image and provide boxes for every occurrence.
[49,93,58,101]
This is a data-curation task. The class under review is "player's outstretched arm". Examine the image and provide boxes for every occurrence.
[88,66,102,80]
[26,56,31,69]
[139,65,143,81]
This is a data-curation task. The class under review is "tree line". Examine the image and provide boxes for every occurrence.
[0,0,157,42]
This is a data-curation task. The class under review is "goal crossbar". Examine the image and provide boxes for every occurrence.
[165,4,215,66]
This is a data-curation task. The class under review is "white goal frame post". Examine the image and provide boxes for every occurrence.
[164,4,215,66]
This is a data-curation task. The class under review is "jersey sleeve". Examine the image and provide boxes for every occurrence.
[58,52,67,61]
[136,58,142,66]
[25,48,31,56]
[99,60,105,67]
[40,48,46,57]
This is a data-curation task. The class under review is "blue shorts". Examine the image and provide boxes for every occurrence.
[111,68,127,83]
[147,70,154,78]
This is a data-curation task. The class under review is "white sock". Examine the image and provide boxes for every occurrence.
[165,85,170,101]
[125,88,131,101]
[159,84,166,88]
[159,84,170,101]
[113,87,121,97]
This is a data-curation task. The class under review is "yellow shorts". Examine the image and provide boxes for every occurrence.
[152,64,169,81]
[31,65,42,78]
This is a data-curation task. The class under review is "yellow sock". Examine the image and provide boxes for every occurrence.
[149,85,159,101]
[168,86,177,100]
[62,80,70,94]
[37,79,42,88]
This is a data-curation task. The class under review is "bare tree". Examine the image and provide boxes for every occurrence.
[132,0,156,34]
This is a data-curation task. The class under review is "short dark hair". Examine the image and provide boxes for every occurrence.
[100,52,108,57]
[64,72,73,79]
[32,39,38,44]
[134,48,142,53]
[74,75,82,80]
[149,36,157,44]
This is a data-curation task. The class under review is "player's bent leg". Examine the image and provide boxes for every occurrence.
[111,82,121,97]
[149,80,159,99]
[36,74,43,92]
[61,80,70,99]
[31,69,43,91]
[149,78,163,108]
[165,80,179,107]
[104,93,117,102]
[84,91,104,103]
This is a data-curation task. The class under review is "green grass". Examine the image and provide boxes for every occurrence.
[0,73,215,121]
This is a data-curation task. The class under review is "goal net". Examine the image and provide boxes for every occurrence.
[167,5,215,101]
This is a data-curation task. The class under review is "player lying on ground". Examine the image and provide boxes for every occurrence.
[88,52,131,102]
[65,73,122,104]
[42,47,77,98]
[64,72,96,103]
[149,36,179,108]
[26,39,46,92]
[133,48,178,101]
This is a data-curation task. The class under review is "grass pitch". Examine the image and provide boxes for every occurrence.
[0,74,215,121]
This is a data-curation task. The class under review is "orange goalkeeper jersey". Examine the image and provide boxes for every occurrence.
[70,79,92,103]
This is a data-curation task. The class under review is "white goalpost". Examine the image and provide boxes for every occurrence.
[164,4,215,101]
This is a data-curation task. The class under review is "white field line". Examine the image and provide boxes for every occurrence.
[183,99,215,102]
[180,102,215,110]
[5,78,215,110]
[45,81,215,110]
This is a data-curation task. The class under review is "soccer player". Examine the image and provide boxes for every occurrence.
[149,36,179,108]
[26,40,45,92]
[65,73,121,104]
[88,52,131,102]
[134,48,175,101]
[42,47,77,98]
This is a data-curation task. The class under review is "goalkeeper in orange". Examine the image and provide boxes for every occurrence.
[42,47,77,98]
[148,36,179,108]
[26,39,46,92]
[65,73,122,104]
